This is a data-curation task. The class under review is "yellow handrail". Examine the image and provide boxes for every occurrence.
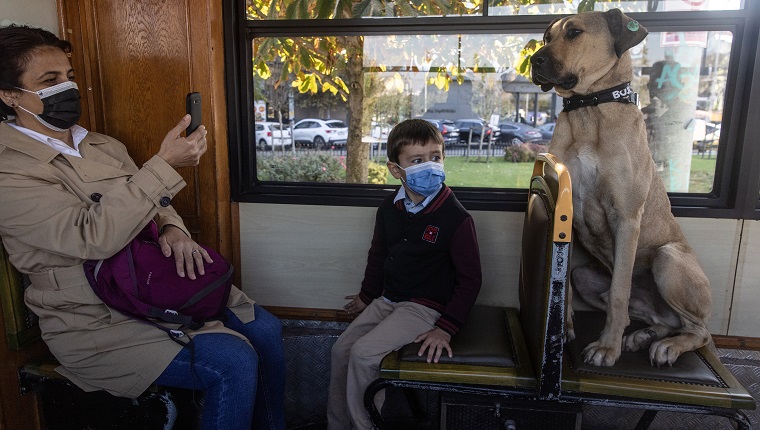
[533,153,573,243]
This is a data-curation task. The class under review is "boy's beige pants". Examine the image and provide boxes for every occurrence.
[327,299,440,430]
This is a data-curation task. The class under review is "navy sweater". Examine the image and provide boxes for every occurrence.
[358,185,482,335]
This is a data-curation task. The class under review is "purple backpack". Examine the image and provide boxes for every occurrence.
[83,221,233,339]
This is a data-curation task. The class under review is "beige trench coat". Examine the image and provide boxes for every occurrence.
[0,122,255,398]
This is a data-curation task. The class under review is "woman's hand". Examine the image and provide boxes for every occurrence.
[156,115,208,168]
[414,327,452,363]
[158,225,213,280]
[343,294,368,314]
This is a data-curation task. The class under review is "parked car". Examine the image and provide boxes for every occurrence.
[496,121,543,146]
[292,119,348,148]
[454,119,493,145]
[255,121,292,150]
[422,119,460,146]
[538,122,556,141]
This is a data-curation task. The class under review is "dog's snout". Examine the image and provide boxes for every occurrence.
[531,52,547,67]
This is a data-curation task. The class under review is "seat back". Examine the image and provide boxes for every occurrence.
[518,153,573,400]
[0,243,40,350]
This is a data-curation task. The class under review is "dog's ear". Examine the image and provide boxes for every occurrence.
[604,8,648,57]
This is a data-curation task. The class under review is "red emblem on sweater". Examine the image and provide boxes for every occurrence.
[422,225,439,243]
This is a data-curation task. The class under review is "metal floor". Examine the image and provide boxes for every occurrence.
[282,320,760,430]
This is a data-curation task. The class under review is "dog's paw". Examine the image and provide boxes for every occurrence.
[582,341,621,367]
[649,339,683,367]
[623,328,657,352]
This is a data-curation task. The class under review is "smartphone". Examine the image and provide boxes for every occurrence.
[185,92,202,136]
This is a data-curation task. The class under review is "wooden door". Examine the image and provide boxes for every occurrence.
[58,0,233,257]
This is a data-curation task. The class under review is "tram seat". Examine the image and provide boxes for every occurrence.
[366,153,756,430]
[0,244,201,429]
[365,153,579,428]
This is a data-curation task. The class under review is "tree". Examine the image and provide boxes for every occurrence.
[248,0,594,182]
[248,0,486,183]
[258,60,294,155]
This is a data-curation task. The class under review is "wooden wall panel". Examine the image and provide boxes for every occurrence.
[89,1,201,232]
[57,0,99,131]
[59,0,232,255]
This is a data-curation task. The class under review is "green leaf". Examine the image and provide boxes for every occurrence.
[334,76,349,93]
[316,0,337,18]
[515,38,543,78]
[323,81,339,95]
[299,48,313,69]
[578,0,596,13]
[253,61,271,79]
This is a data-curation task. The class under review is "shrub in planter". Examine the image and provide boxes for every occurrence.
[504,143,549,163]
[368,161,388,185]
[257,153,343,182]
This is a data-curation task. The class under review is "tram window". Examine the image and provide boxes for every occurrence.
[488,0,744,15]
[229,0,757,214]
[639,31,732,194]
[246,0,484,18]
[248,30,731,194]
[244,0,744,19]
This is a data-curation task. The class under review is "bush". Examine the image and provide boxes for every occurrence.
[368,161,388,184]
[504,142,549,163]
[257,152,344,182]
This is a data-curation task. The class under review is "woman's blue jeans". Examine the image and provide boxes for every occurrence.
[155,304,286,430]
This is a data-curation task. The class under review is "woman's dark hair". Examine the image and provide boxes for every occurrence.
[386,119,445,163]
[0,25,71,119]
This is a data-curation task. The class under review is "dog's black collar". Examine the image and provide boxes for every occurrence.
[562,82,639,112]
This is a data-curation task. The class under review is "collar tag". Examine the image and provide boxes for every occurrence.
[562,82,639,112]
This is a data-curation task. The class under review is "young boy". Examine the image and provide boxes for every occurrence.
[327,119,482,430]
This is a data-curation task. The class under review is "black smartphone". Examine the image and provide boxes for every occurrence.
[185,92,202,136]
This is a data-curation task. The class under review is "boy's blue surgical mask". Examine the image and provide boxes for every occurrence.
[15,81,81,132]
[396,161,446,197]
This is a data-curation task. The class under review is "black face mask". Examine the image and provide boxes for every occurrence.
[16,81,81,131]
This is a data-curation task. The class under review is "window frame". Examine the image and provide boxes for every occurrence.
[223,2,760,218]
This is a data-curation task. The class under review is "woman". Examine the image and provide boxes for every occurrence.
[0,25,285,429]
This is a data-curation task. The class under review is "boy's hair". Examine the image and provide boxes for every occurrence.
[386,119,445,163]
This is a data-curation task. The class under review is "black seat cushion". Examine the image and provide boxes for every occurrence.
[398,305,516,368]
[567,311,726,387]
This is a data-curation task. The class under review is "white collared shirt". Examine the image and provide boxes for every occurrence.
[393,184,441,214]
[6,121,88,158]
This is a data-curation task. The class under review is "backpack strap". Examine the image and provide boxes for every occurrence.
[179,264,233,310]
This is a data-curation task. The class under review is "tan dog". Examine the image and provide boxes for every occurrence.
[530,9,712,367]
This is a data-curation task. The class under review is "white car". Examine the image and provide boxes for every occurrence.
[255,121,292,150]
[292,119,348,148]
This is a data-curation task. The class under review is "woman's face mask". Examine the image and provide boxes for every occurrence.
[15,81,81,132]
[396,161,446,197]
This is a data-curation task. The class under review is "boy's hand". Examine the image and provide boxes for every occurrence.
[414,327,452,363]
[343,294,367,314]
